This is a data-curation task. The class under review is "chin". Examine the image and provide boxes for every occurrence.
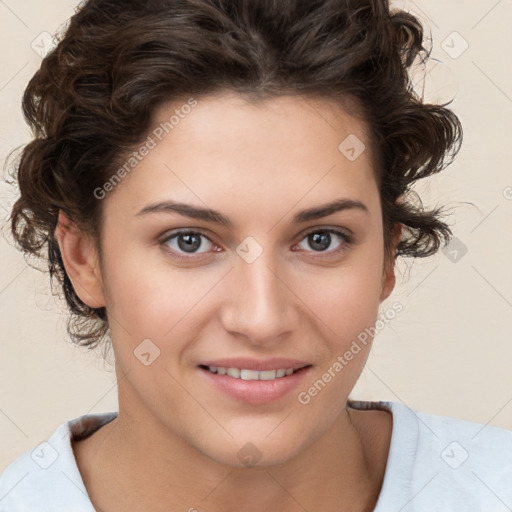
[200,435,304,469]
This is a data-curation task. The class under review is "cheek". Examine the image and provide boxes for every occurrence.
[294,273,382,377]
[99,240,229,360]
[297,247,385,339]
[292,259,384,413]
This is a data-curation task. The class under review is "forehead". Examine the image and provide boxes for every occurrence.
[152,91,374,163]
[105,91,380,221]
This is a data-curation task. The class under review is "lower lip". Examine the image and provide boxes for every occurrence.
[199,366,312,405]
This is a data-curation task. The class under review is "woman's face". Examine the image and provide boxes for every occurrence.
[84,92,397,466]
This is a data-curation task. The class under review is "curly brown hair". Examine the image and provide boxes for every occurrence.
[7,0,462,350]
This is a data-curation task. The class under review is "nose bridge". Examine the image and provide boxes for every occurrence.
[221,242,295,342]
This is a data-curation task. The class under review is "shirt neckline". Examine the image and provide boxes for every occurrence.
[347,400,419,510]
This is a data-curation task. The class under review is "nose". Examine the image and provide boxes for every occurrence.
[219,247,298,346]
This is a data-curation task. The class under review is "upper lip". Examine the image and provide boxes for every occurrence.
[199,358,311,371]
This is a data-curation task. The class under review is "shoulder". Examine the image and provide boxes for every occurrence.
[0,412,117,512]
[411,404,512,476]
[372,400,512,512]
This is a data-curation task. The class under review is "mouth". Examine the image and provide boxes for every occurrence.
[197,363,313,404]
[198,364,311,381]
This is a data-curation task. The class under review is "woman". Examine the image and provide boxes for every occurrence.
[1,0,510,510]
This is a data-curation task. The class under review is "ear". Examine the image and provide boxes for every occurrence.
[54,210,106,308]
[379,223,402,302]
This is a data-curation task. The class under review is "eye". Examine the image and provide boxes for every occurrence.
[294,228,352,257]
[160,227,353,262]
[161,230,219,260]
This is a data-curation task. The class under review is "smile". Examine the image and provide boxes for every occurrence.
[199,364,312,404]
[201,365,299,380]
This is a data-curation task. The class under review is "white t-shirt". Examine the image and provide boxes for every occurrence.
[1,400,511,511]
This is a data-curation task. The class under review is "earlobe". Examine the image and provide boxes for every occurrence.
[54,210,106,309]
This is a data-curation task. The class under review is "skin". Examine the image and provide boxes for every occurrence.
[56,91,400,512]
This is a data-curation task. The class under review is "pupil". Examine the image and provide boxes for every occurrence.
[178,234,201,252]
[310,232,330,251]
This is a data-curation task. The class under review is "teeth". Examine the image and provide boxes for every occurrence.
[227,367,240,378]
[206,366,298,380]
[258,370,277,380]
[241,369,260,380]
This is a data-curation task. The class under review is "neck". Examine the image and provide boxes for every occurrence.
[75,387,385,512]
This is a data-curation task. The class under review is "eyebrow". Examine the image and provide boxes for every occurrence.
[136,198,369,226]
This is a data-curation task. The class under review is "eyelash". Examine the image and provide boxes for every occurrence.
[160,227,353,261]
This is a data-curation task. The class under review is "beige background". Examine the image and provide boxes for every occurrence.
[1,0,511,471]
